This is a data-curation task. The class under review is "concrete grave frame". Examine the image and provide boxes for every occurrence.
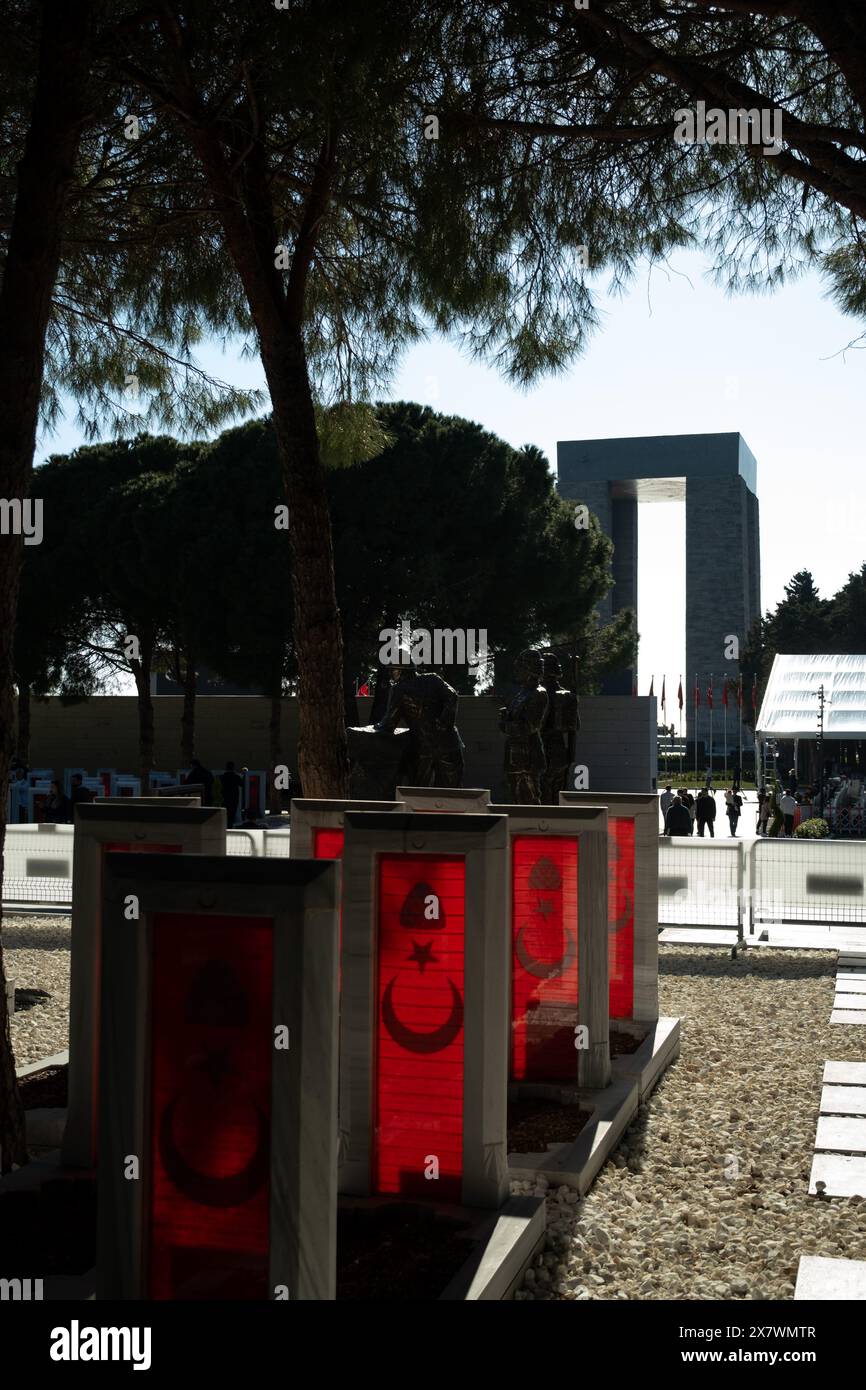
[340,810,510,1209]
[396,786,492,813]
[289,797,405,858]
[559,790,659,1024]
[489,803,610,1091]
[96,854,339,1301]
[103,795,201,808]
[63,803,226,1170]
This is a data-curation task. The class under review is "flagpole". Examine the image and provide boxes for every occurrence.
[678,675,683,780]
[723,672,728,784]
[739,681,743,788]
[694,672,699,782]
[709,673,713,785]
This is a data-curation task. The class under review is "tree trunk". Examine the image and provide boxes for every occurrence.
[183,123,349,799]
[133,656,156,788]
[15,685,31,766]
[269,687,283,809]
[180,651,196,765]
[0,0,93,1174]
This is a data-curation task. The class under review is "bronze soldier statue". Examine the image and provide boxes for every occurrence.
[500,650,548,803]
[540,652,579,803]
[376,650,465,787]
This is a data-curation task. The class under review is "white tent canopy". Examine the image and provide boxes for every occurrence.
[756,654,866,740]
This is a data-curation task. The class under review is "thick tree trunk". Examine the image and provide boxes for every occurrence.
[183,123,349,799]
[180,652,196,765]
[263,334,348,798]
[133,657,156,788]
[0,0,93,1174]
[15,685,31,766]
[268,687,283,809]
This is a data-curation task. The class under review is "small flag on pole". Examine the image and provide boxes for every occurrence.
[648,675,654,699]
[694,675,700,708]
[737,673,743,709]
[707,677,713,710]
[722,679,728,709]
[752,677,758,711]
[678,677,683,711]
[661,676,666,716]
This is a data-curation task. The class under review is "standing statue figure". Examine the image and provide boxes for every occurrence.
[540,652,579,803]
[376,649,465,787]
[500,650,549,803]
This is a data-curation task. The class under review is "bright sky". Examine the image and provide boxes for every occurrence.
[39,246,866,698]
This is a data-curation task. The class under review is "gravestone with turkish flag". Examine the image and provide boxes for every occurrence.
[63,802,227,1170]
[96,854,340,1300]
[338,810,509,1209]
[489,803,610,1089]
[559,791,660,1025]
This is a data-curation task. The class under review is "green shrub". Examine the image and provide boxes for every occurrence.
[794,817,829,839]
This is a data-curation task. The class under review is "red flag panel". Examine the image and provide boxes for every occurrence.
[148,913,274,1299]
[313,827,345,860]
[608,817,635,1019]
[375,854,465,1201]
[511,835,579,1082]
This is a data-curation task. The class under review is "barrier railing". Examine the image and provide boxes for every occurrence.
[750,838,866,926]
[2,824,291,905]
[1,824,74,906]
[3,820,863,932]
[658,837,743,930]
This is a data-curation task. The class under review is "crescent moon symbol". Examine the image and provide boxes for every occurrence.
[381,975,463,1054]
[515,924,576,980]
[158,1097,270,1208]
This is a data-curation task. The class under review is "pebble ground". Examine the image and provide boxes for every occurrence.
[514,945,866,1300]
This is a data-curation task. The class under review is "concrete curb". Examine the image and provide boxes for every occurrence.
[440,1195,546,1300]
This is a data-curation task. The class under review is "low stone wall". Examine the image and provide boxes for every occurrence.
[24,693,658,796]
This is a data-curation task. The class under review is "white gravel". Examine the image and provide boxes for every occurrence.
[514,945,866,1300]
[3,913,71,1067]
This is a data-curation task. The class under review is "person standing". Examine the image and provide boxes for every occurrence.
[660,785,675,822]
[780,789,797,838]
[725,787,742,836]
[664,794,692,837]
[69,773,94,818]
[696,787,716,837]
[681,788,696,835]
[219,760,244,827]
[184,758,214,803]
[43,780,72,824]
[10,765,29,823]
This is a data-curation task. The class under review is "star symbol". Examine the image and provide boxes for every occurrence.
[536,896,554,918]
[407,940,438,973]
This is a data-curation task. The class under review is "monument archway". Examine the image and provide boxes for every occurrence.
[557,432,760,748]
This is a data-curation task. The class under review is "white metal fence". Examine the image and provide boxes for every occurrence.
[658,838,743,929]
[1,824,291,906]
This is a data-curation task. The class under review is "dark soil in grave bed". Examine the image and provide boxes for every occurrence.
[609,1029,644,1057]
[18,1062,68,1110]
[337,1203,473,1300]
[0,1177,96,1278]
[507,1098,591,1152]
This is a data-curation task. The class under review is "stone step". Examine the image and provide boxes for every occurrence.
[815,1115,866,1153]
[795,1255,866,1300]
[833,995,866,1012]
[809,1152,866,1197]
[821,1085,866,1116]
[824,1060,866,1085]
[831,1010,866,1025]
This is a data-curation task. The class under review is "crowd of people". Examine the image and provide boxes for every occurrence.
[660,784,744,837]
